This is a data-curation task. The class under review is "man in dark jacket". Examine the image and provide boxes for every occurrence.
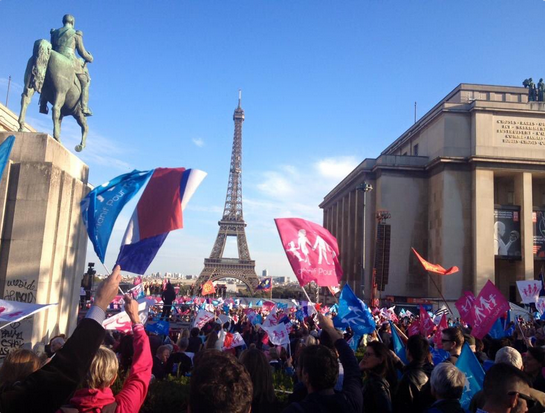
[394,334,435,413]
[283,313,362,413]
[0,266,122,413]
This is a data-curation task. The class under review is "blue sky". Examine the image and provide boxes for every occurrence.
[1,0,545,279]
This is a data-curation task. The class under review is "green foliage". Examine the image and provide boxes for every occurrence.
[355,346,367,362]
[140,376,190,413]
[272,371,294,404]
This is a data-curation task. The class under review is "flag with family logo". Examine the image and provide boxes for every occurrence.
[116,168,206,274]
[516,280,542,304]
[275,218,342,286]
[419,305,435,337]
[81,169,153,263]
[333,284,376,335]
[471,280,510,339]
[0,298,56,326]
[455,291,476,325]
[456,343,485,410]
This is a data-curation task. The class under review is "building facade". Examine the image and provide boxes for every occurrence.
[320,84,545,305]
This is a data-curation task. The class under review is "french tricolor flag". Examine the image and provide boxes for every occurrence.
[116,167,206,274]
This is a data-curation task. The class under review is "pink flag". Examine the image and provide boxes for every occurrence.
[274,218,342,287]
[419,306,435,337]
[471,281,510,339]
[408,321,420,337]
[455,291,476,325]
[433,314,448,349]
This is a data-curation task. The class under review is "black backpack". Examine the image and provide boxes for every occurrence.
[59,401,117,413]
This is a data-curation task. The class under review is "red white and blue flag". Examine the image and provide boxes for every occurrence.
[116,168,206,274]
[257,277,272,291]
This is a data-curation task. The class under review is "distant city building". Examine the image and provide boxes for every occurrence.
[262,269,269,277]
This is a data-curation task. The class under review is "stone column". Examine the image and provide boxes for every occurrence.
[0,132,89,358]
[473,168,495,293]
[516,172,534,281]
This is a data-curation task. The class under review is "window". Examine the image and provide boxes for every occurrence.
[413,144,419,156]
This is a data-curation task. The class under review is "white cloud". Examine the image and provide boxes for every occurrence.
[192,137,205,147]
[316,156,359,179]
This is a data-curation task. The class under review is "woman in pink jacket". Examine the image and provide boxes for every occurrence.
[58,294,152,413]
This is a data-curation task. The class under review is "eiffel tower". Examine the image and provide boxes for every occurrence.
[194,92,260,292]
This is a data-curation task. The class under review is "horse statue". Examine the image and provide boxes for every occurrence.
[18,39,88,152]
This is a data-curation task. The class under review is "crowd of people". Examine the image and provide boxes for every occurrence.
[0,268,544,413]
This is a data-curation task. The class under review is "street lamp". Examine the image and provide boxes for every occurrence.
[356,182,373,300]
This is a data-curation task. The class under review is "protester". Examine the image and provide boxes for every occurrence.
[441,327,464,364]
[269,347,283,372]
[359,341,396,413]
[189,351,253,413]
[161,282,176,320]
[425,363,465,413]
[59,294,152,413]
[0,265,122,413]
[187,327,203,354]
[166,337,192,377]
[479,363,533,413]
[283,312,362,413]
[393,334,434,413]
[152,344,171,380]
[240,348,281,413]
[0,349,42,388]
[524,347,545,392]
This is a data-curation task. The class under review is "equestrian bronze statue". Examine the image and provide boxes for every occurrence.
[18,14,94,152]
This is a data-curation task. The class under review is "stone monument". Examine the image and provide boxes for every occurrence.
[0,106,89,356]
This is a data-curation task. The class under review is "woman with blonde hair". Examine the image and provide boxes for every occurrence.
[58,295,152,413]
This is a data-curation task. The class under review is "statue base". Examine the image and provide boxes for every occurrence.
[0,132,89,358]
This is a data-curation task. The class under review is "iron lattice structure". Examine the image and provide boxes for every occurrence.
[194,93,259,292]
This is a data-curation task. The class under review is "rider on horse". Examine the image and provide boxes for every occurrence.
[44,14,94,116]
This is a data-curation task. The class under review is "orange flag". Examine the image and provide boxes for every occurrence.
[201,281,216,296]
[411,248,459,275]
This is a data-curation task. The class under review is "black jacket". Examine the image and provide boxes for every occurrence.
[393,361,434,413]
[0,318,105,413]
[425,399,465,413]
[283,339,362,413]
[363,372,392,413]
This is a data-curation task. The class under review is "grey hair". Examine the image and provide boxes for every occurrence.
[495,346,523,370]
[430,363,465,400]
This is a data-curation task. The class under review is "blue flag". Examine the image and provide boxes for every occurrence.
[256,300,263,307]
[277,302,288,310]
[334,284,376,335]
[330,303,339,314]
[456,343,485,410]
[489,318,507,339]
[390,321,407,364]
[430,347,450,365]
[0,135,15,181]
[295,309,304,321]
[348,334,362,351]
[81,170,153,263]
[145,320,170,336]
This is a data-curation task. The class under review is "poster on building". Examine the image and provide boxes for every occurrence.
[534,210,545,259]
[494,205,521,259]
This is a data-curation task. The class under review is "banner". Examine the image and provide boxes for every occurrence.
[193,309,215,329]
[334,284,376,335]
[411,248,459,275]
[471,281,510,339]
[455,291,476,325]
[145,320,170,336]
[516,280,542,304]
[0,299,56,328]
[0,135,15,182]
[494,206,521,258]
[456,343,485,410]
[275,218,342,286]
[419,305,435,337]
[102,298,152,333]
[533,210,545,258]
[266,323,290,346]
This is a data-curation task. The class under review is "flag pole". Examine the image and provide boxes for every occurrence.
[426,271,455,316]
[100,262,125,295]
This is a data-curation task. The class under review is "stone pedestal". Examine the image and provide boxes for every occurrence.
[0,132,89,358]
